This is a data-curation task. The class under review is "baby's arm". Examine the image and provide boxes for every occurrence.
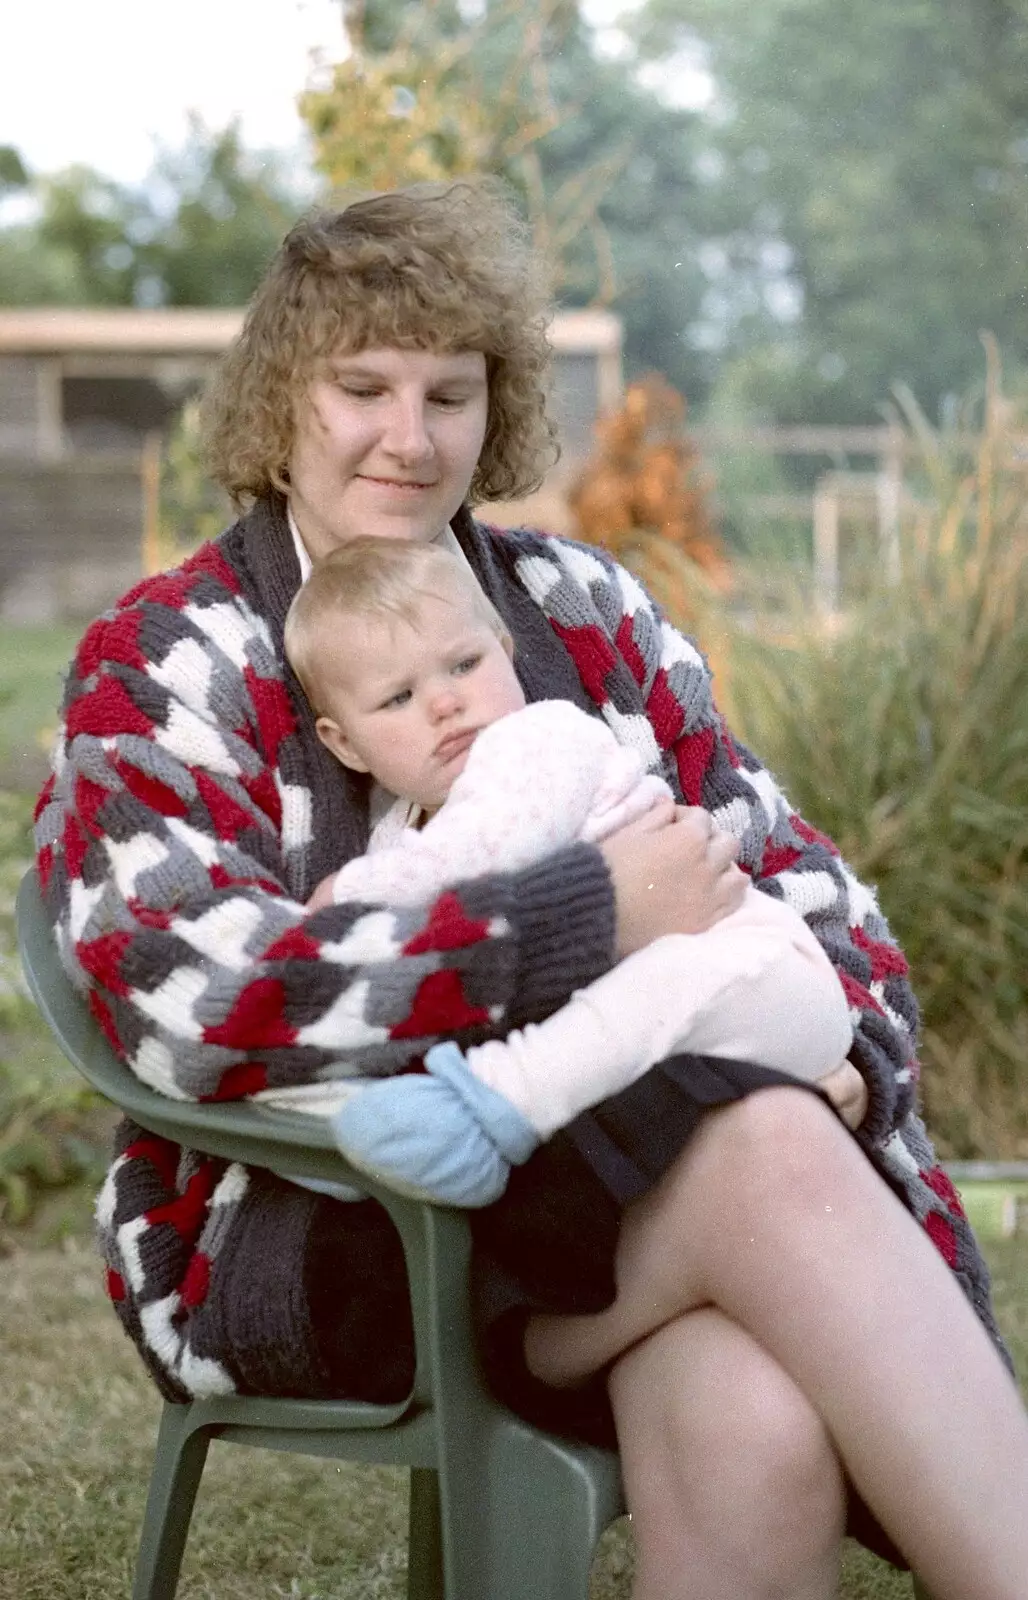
[461,883,854,1142]
[330,880,857,1207]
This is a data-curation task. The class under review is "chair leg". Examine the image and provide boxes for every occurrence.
[440,1421,622,1600]
[407,1468,445,1600]
[132,1403,212,1600]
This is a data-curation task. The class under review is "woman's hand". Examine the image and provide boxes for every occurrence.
[600,805,747,957]
[818,1060,869,1131]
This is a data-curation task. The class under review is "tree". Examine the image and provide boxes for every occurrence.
[0,146,28,195]
[0,121,305,309]
[141,119,305,306]
[631,0,1028,425]
[301,0,721,404]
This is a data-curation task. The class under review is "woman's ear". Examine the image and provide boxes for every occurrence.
[316,715,369,773]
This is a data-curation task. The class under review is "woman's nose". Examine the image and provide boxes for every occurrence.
[383,399,433,463]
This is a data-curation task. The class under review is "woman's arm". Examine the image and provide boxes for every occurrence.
[35,565,616,1103]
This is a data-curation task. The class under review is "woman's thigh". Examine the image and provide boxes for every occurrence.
[524,1084,857,1386]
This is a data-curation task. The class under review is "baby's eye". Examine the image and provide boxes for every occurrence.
[381,688,412,709]
[452,655,481,676]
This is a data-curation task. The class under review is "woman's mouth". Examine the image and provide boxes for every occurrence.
[359,475,436,492]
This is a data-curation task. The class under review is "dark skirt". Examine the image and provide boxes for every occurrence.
[311,1052,908,1571]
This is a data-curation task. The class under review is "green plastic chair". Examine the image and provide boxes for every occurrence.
[16,869,624,1600]
[17,869,937,1600]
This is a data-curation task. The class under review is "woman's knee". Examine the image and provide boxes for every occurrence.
[611,1311,847,1568]
[690,1084,853,1218]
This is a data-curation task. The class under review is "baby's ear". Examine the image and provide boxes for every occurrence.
[316,715,370,773]
[500,630,515,661]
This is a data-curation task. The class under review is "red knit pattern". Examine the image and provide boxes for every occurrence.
[760,840,803,876]
[89,989,124,1053]
[645,668,687,749]
[924,1209,959,1267]
[181,1252,211,1308]
[77,930,133,996]
[615,614,647,687]
[124,1135,181,1191]
[65,674,154,741]
[204,1060,270,1099]
[923,1165,967,1219]
[791,815,840,857]
[264,925,324,962]
[403,892,493,955]
[851,924,910,981]
[113,760,190,818]
[146,1168,216,1241]
[195,769,259,840]
[203,978,298,1050]
[550,620,617,704]
[837,969,886,1016]
[675,725,716,806]
[391,969,491,1038]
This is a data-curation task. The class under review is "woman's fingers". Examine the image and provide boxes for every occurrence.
[600,809,748,955]
[817,1061,869,1131]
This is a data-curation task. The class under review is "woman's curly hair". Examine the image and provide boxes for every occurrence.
[203,178,559,508]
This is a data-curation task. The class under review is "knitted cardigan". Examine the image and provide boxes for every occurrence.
[34,496,1008,1401]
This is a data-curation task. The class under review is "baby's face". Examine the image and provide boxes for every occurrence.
[314,582,526,811]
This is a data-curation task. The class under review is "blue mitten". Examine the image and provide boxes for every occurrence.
[330,1042,539,1207]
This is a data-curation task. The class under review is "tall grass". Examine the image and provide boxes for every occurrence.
[628,367,1028,1158]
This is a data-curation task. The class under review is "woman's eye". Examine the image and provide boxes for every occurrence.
[432,394,466,410]
[342,386,381,401]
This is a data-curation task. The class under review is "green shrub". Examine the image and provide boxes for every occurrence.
[717,379,1028,1156]
[0,790,110,1231]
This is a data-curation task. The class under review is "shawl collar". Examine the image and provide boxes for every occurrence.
[448,505,597,715]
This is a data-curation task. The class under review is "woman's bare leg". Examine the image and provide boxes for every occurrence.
[525,1088,1028,1600]
[609,1307,846,1600]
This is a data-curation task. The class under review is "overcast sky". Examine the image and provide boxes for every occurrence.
[0,0,348,184]
[0,0,694,188]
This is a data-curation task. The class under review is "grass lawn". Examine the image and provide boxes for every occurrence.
[0,622,80,793]
[1,1221,1025,1599]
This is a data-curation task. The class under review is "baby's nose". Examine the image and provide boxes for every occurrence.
[429,684,461,719]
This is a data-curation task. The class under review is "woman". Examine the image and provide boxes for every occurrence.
[36,180,1027,1599]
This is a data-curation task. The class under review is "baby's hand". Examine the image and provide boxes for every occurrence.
[306,872,338,913]
[818,1060,869,1131]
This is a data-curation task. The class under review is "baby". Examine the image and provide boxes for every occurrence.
[282,537,858,1206]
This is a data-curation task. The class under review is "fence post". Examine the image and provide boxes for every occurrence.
[813,476,840,614]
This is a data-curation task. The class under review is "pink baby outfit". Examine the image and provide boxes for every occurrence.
[310,699,854,1142]
[329,698,674,905]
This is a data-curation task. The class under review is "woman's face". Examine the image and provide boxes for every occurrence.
[287,347,490,559]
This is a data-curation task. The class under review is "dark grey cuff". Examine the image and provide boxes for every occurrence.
[849,1027,900,1146]
[504,843,617,1026]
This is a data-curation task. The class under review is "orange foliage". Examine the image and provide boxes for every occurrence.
[569,374,728,585]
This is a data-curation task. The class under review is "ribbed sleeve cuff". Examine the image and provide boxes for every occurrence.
[506,843,617,1026]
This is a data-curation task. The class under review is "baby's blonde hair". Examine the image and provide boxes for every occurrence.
[284,537,508,713]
